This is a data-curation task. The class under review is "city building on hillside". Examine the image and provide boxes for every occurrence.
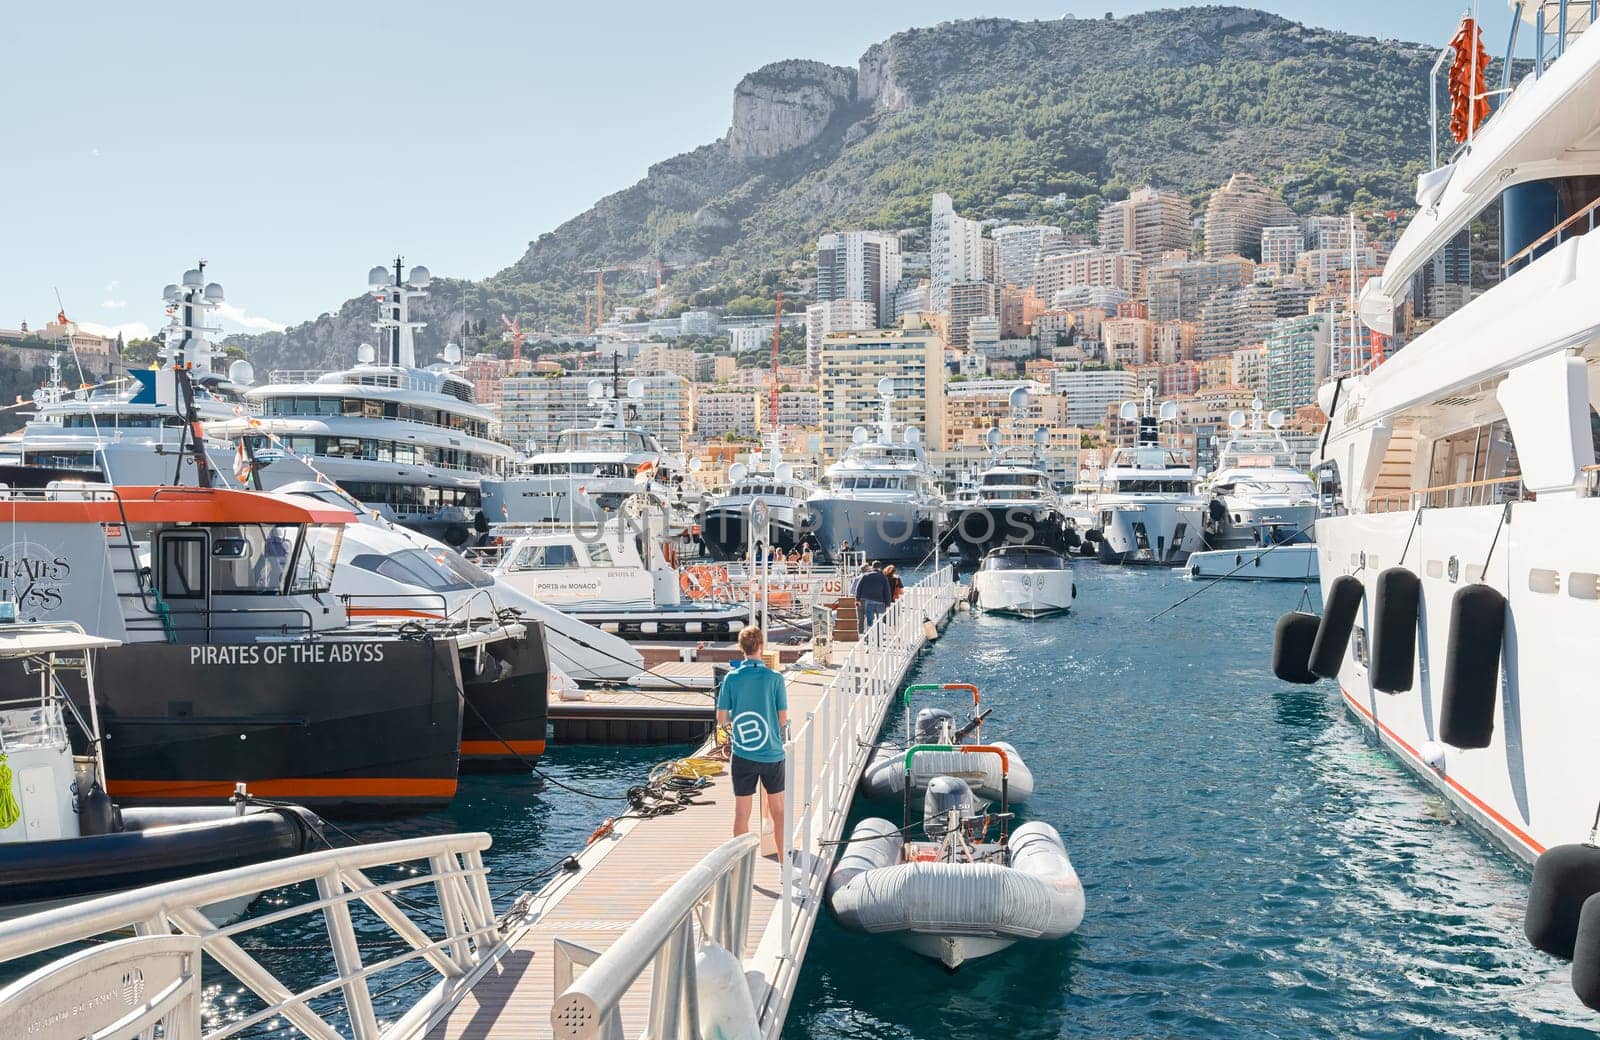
[694,390,762,439]
[943,378,1060,445]
[947,281,1000,350]
[957,350,988,378]
[1296,247,1378,289]
[990,224,1064,289]
[1103,316,1154,368]
[1148,255,1255,322]
[999,286,1044,338]
[500,372,691,450]
[1199,355,1233,388]
[463,354,534,414]
[1264,313,1330,412]
[818,328,946,456]
[1035,248,1143,301]
[1204,173,1296,261]
[966,316,1001,357]
[1033,310,1075,349]
[1303,215,1368,253]
[1261,225,1305,273]
[728,325,767,353]
[636,344,699,381]
[1160,360,1202,398]
[930,193,985,312]
[1053,367,1137,427]
[1230,344,1270,399]
[775,388,821,429]
[805,300,875,378]
[817,230,903,326]
[708,355,738,382]
[679,311,717,337]
[1198,284,1278,360]
[893,278,932,322]
[1097,187,1191,265]
[1155,320,1198,364]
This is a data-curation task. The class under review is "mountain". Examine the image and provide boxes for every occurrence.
[230,6,1435,371]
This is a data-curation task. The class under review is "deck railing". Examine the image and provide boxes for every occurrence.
[1366,473,1527,513]
[0,834,502,1040]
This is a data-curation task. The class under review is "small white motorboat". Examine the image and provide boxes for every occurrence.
[1186,543,1319,582]
[971,545,1076,617]
[860,682,1034,804]
[828,745,1083,969]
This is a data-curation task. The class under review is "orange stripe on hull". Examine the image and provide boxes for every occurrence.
[1340,687,1544,856]
[460,739,546,757]
[106,777,458,801]
[346,608,448,620]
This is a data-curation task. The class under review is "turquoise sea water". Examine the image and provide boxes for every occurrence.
[237,565,1597,1036]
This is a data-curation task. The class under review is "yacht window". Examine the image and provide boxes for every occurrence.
[585,542,615,566]
[981,549,1067,571]
[349,549,479,591]
[160,537,206,600]
[509,543,578,570]
[289,525,342,594]
[1426,419,1521,507]
[1315,460,1344,515]
[209,524,300,595]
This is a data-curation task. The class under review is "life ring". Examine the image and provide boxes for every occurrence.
[680,571,695,596]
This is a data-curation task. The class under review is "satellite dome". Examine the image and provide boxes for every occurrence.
[204,282,225,303]
[357,343,377,364]
[626,377,645,400]
[1158,401,1178,422]
[162,284,181,303]
[182,269,204,288]
[443,342,462,363]
[876,376,896,398]
[1228,410,1247,429]
[586,380,605,400]
[1118,401,1139,421]
[728,462,748,483]
[1008,385,1029,412]
[985,427,1001,449]
[228,360,255,385]
[367,266,391,289]
[407,265,431,287]
[775,462,794,482]
[1267,409,1286,429]
[852,427,869,445]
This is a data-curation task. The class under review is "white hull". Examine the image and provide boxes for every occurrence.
[1187,545,1319,582]
[971,570,1075,616]
[895,931,1017,970]
[1096,498,1206,565]
[1316,499,1600,865]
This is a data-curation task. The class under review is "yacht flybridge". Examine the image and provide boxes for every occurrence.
[1092,386,1205,566]
[11,265,248,486]
[700,432,818,559]
[1271,4,1600,1010]
[218,260,518,547]
[804,377,945,564]
[948,386,1071,555]
[479,372,690,529]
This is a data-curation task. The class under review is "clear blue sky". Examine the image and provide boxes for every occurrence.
[0,2,1513,339]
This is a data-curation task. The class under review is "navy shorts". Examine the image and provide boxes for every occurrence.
[730,755,786,796]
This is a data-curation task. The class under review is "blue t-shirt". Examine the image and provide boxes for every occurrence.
[717,658,787,763]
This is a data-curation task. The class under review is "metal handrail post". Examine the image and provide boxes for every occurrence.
[802,714,815,863]
[315,871,380,1040]
[1537,4,1547,73]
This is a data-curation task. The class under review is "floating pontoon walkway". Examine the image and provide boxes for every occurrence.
[426,569,959,1039]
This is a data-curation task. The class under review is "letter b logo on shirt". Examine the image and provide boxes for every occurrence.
[730,711,770,753]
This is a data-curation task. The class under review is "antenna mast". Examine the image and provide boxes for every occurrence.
[768,290,783,433]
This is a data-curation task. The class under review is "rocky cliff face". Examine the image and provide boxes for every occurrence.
[726,60,857,160]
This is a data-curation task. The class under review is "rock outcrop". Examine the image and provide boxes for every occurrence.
[725,60,856,160]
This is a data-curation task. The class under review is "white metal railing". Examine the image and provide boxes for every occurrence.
[541,566,956,1040]
[0,833,502,1040]
[548,834,759,1038]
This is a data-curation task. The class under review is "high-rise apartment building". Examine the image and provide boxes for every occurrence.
[1097,187,1191,265]
[1036,249,1143,301]
[805,300,875,378]
[930,193,986,312]
[999,286,1044,338]
[1260,225,1305,275]
[947,281,1001,350]
[1053,367,1138,427]
[816,230,903,326]
[500,373,692,450]
[1148,256,1256,322]
[1197,284,1278,359]
[818,329,946,456]
[1264,313,1330,412]
[1230,344,1270,399]
[991,224,1064,289]
[1102,316,1155,368]
[1203,173,1296,261]
[693,390,762,439]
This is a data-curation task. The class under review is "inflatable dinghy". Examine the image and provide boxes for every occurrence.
[829,744,1082,969]
[860,683,1034,803]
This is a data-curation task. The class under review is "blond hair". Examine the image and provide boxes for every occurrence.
[737,625,764,657]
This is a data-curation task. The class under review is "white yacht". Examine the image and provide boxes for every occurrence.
[971,544,1076,617]
[1201,399,1319,549]
[1091,386,1206,566]
[1288,4,1600,889]
[218,260,519,546]
[478,374,690,530]
[803,378,946,564]
[11,266,248,486]
[699,433,818,559]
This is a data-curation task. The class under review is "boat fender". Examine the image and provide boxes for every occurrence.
[1438,583,1505,749]
[78,780,121,836]
[1308,575,1363,678]
[1369,567,1420,693]
[1084,528,1103,544]
[694,940,760,1040]
[1071,583,1077,600]
[1525,842,1600,959]
[1573,893,1600,1011]
[923,619,939,641]
[1064,528,1081,549]
[445,525,470,547]
[1271,611,1320,684]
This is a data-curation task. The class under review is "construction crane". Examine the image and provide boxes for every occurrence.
[767,291,784,432]
[583,257,678,332]
[500,313,525,361]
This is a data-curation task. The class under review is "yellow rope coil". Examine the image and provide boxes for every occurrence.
[0,754,21,831]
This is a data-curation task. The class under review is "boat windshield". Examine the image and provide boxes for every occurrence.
[1112,448,1190,469]
[981,548,1067,571]
[555,429,654,453]
[349,547,493,591]
[1220,480,1311,495]
[1116,478,1196,493]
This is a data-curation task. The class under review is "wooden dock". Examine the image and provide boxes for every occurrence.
[547,686,716,744]
[426,574,958,1039]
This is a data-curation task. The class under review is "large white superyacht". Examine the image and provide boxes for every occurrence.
[1282,4,1600,870]
[1091,385,1206,565]
[1201,399,1320,549]
[219,260,519,546]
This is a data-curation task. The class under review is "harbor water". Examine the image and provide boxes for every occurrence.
[332,564,1587,1036]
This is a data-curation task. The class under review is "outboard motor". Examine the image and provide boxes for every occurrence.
[914,708,956,744]
[923,775,978,839]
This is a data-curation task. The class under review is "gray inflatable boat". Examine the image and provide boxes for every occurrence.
[859,683,1035,803]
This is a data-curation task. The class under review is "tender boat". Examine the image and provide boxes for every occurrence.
[1187,543,1320,582]
[860,682,1034,804]
[971,545,1076,617]
[0,623,323,917]
[828,744,1082,969]
[1092,385,1206,566]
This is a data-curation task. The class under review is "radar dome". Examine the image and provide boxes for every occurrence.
[443,342,462,364]
[985,427,1001,449]
[1008,386,1028,412]
[1158,401,1178,423]
[162,284,181,303]
[905,427,921,444]
[367,266,391,289]
[1227,410,1247,429]
[626,377,645,400]
[182,268,204,288]
[1267,409,1286,429]
[1034,427,1048,446]
[228,360,255,385]
[407,265,431,287]
[852,427,869,445]
[204,282,226,303]
[357,343,377,364]
[876,376,895,398]
[728,462,748,483]
[586,380,605,400]
[1118,401,1139,421]
[775,462,794,482]
[689,456,703,472]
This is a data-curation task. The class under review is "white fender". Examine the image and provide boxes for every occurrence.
[694,941,759,1040]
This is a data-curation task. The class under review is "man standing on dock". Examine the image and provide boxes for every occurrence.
[718,626,788,854]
